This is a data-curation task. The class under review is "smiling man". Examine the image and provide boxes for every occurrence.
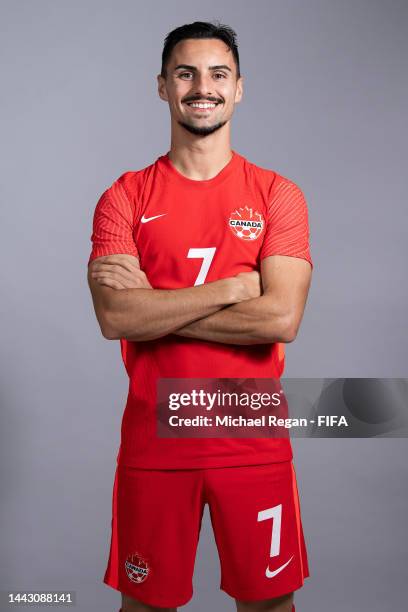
[87,21,313,612]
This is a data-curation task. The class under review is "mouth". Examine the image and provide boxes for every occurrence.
[183,101,222,113]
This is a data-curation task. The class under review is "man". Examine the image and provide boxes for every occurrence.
[88,21,313,612]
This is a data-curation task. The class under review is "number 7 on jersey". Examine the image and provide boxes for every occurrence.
[187,247,217,285]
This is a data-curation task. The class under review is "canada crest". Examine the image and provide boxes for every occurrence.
[125,552,150,584]
[229,206,265,241]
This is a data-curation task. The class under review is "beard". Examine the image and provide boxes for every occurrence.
[178,119,228,136]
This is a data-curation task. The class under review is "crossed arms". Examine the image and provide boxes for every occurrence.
[87,254,312,345]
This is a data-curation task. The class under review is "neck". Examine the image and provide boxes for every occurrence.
[168,123,233,180]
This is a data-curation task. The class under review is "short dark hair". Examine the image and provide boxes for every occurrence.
[161,20,240,79]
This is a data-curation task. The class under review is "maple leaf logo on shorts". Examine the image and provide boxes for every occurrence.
[125,552,150,584]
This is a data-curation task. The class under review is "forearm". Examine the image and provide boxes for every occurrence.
[173,295,293,345]
[101,278,241,341]
[88,255,262,342]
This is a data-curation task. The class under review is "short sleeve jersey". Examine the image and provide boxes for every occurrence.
[88,150,313,469]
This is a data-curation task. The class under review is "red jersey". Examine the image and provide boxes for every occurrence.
[88,150,313,469]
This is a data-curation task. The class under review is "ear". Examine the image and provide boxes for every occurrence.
[157,74,169,102]
[234,75,243,104]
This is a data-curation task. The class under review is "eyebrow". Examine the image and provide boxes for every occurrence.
[174,64,232,73]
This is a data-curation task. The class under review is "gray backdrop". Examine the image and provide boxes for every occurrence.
[1,0,407,610]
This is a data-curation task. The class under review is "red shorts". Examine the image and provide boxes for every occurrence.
[103,461,310,608]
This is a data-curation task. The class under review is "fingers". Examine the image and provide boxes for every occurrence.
[92,271,146,289]
[109,257,140,274]
[93,254,141,274]
[101,254,140,266]
[96,278,128,290]
[91,261,151,290]
[91,263,141,285]
[95,257,140,274]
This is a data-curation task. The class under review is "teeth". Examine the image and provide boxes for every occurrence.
[189,103,216,109]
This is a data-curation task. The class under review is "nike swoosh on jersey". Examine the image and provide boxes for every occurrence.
[141,213,167,223]
[265,555,293,578]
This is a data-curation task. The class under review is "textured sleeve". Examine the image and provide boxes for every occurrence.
[260,177,313,268]
[88,177,139,265]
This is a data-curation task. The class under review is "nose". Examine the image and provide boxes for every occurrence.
[193,72,213,97]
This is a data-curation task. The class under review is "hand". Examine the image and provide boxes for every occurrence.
[90,254,152,290]
[235,270,262,301]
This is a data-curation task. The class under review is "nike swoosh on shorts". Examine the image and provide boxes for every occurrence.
[265,555,294,578]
